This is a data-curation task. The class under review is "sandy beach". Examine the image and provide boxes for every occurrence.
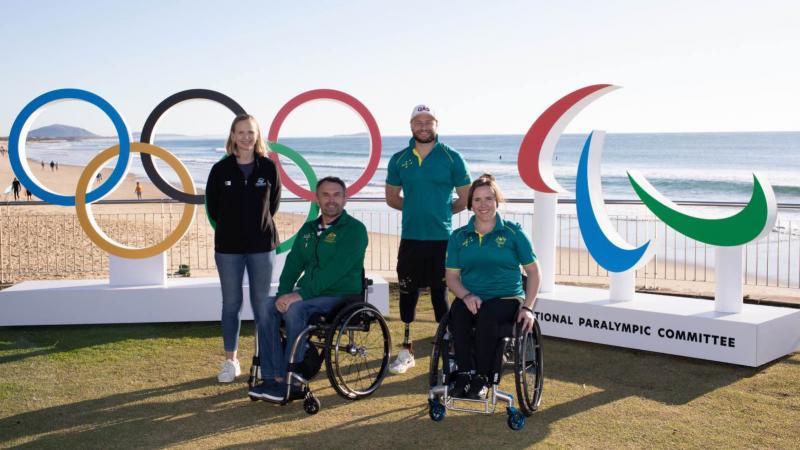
[0,138,172,215]
[1,138,798,305]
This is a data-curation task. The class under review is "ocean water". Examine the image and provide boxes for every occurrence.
[24,131,800,205]
[21,132,800,285]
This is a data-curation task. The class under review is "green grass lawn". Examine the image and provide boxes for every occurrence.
[1,287,799,449]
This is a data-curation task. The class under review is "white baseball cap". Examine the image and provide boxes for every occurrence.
[410,104,437,122]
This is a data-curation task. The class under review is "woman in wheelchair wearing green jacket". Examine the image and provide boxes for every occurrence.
[445,174,541,399]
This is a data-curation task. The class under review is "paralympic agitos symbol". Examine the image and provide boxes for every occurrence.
[8,88,382,258]
[518,84,777,273]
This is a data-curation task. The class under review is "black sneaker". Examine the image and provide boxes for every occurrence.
[248,380,285,403]
[467,375,489,400]
[450,372,471,398]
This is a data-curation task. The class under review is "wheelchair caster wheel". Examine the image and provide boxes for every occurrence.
[303,395,320,415]
[248,395,259,402]
[428,399,446,422]
[507,407,525,431]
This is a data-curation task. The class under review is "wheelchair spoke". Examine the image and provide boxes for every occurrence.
[328,308,390,397]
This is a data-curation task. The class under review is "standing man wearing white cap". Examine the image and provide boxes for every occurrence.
[385,104,471,374]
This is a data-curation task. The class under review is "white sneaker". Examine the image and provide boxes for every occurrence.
[217,359,241,382]
[388,349,416,374]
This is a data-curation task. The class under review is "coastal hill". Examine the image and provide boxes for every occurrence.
[28,124,99,139]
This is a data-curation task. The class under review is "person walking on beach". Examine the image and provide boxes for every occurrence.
[11,177,21,201]
[41,160,45,170]
[134,182,143,200]
[385,104,471,374]
[96,172,103,182]
[24,188,32,201]
[49,161,54,172]
[206,114,282,383]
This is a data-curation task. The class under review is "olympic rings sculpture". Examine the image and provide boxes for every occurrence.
[8,88,381,258]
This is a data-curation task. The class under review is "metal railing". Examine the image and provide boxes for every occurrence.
[1,199,798,295]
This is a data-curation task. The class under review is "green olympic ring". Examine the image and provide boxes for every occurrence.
[205,142,319,254]
[627,171,774,247]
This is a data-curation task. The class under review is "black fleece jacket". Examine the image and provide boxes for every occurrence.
[205,155,281,253]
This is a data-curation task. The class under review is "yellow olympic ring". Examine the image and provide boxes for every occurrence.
[75,142,197,259]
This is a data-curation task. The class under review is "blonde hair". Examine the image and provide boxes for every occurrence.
[467,173,505,210]
[225,114,267,157]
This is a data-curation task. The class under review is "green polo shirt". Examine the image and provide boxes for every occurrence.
[446,214,537,300]
[386,137,471,240]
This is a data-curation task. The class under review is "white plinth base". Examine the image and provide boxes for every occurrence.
[0,275,389,326]
[536,285,800,367]
[109,254,167,287]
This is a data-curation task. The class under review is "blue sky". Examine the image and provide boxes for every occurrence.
[1,0,798,137]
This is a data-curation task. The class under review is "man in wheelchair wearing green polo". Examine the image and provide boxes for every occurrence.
[248,176,369,402]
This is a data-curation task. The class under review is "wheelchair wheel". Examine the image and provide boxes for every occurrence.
[324,303,391,399]
[515,320,544,416]
[507,406,526,430]
[428,398,446,422]
[303,394,321,415]
[428,312,455,391]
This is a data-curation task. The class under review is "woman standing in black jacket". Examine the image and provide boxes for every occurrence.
[206,114,281,383]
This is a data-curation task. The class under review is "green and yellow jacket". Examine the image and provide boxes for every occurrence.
[277,210,368,299]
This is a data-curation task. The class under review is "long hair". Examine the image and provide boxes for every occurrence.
[225,114,267,157]
[467,173,505,210]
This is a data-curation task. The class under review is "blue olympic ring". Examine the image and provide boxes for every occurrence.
[8,88,131,206]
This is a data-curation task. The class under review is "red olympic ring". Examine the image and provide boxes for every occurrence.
[268,89,382,201]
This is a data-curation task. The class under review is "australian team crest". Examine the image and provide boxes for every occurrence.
[495,235,507,248]
[324,232,337,243]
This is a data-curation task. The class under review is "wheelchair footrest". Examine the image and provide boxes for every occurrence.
[441,386,515,414]
[445,396,497,414]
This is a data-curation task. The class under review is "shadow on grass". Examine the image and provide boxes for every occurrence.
[0,339,779,449]
[0,311,784,448]
[0,369,448,448]
[542,336,763,405]
[0,322,224,365]
[390,331,761,406]
[0,369,561,449]
[0,375,333,448]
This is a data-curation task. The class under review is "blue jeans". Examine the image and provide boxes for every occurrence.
[215,251,275,354]
[261,294,344,380]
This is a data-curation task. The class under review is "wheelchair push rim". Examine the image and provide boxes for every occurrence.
[515,319,544,416]
[325,302,391,399]
[428,313,454,394]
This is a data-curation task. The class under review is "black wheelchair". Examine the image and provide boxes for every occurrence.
[248,276,392,414]
[427,306,543,430]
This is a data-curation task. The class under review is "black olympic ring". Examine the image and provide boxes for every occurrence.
[139,89,247,204]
